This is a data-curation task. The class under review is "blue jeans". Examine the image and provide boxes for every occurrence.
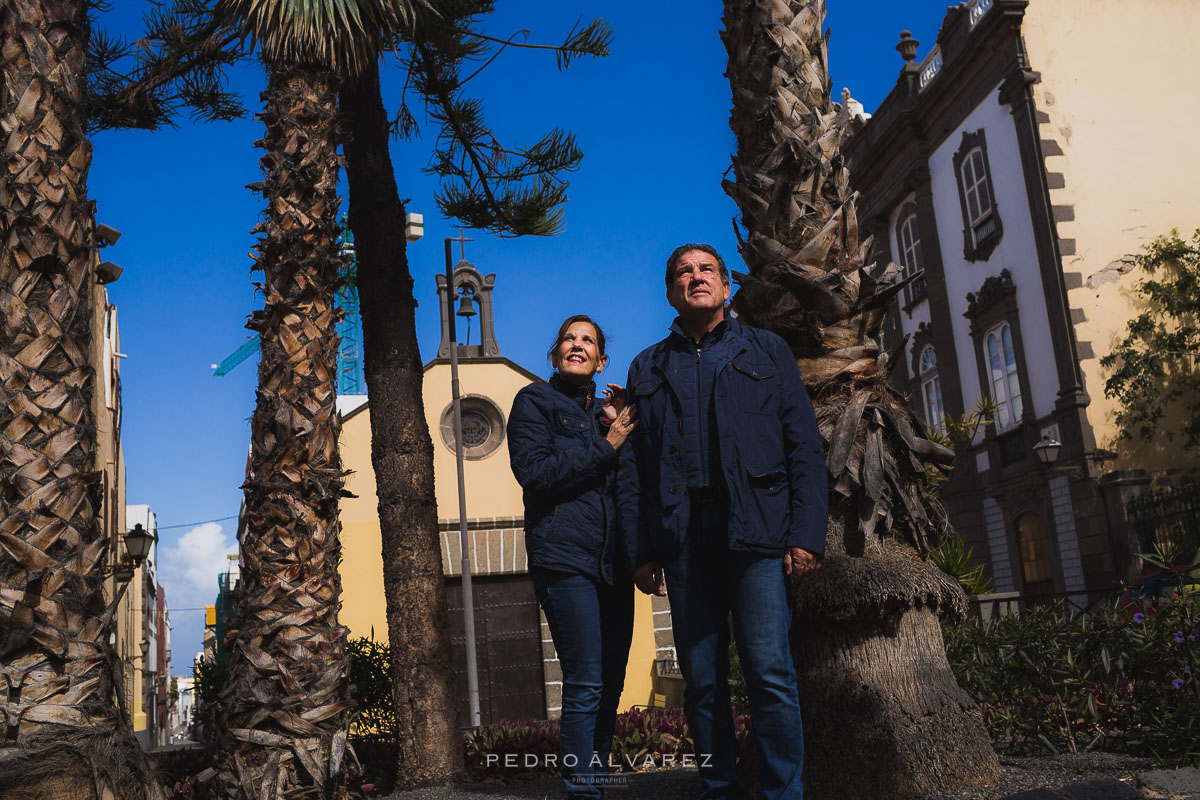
[531,569,635,799]
[663,503,805,799]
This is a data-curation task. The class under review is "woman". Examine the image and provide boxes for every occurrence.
[507,314,637,798]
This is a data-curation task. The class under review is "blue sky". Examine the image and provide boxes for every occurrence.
[90,1,951,674]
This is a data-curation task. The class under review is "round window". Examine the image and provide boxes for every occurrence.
[439,395,505,460]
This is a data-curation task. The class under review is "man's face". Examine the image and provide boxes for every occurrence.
[667,249,730,316]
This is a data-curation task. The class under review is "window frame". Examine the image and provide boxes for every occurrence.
[918,345,945,434]
[896,203,928,306]
[983,322,1022,431]
[964,269,1033,442]
[952,129,1004,262]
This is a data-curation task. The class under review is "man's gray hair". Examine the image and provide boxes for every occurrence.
[665,243,730,287]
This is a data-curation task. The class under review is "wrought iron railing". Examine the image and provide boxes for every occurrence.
[1127,483,1200,564]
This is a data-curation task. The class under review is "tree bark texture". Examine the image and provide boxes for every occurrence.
[0,3,165,798]
[340,61,464,787]
[720,1,1000,796]
[214,64,354,800]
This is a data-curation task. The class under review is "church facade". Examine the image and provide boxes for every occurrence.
[337,260,665,725]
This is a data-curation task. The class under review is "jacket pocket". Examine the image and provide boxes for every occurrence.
[730,356,778,415]
[558,413,588,434]
[632,377,665,431]
[742,465,790,546]
[746,466,786,493]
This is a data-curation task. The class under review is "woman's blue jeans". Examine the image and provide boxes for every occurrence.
[531,569,635,798]
[663,502,806,799]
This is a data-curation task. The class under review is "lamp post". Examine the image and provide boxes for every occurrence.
[445,232,482,728]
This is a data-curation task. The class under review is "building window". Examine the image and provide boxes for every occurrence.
[953,129,1003,262]
[919,346,945,433]
[985,322,1023,431]
[439,395,506,460]
[897,206,927,304]
[1015,512,1054,606]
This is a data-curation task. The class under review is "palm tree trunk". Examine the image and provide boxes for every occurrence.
[720,1,999,797]
[340,61,464,787]
[213,63,354,800]
[0,3,164,799]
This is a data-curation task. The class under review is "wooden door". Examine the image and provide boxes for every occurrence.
[445,574,546,726]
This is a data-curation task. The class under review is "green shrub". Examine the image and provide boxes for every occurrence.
[464,718,561,780]
[931,535,994,596]
[191,652,228,747]
[944,565,1199,766]
[346,635,396,740]
[462,707,748,781]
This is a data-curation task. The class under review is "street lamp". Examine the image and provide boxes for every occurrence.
[124,523,155,563]
[1032,435,1062,467]
[102,523,157,584]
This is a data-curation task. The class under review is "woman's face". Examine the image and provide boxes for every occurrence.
[555,321,606,384]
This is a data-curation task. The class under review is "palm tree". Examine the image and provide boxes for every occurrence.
[720,1,1000,797]
[0,2,166,799]
[206,2,419,797]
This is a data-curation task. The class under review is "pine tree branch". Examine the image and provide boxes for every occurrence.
[413,39,515,230]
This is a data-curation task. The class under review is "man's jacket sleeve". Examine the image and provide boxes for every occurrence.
[507,389,617,496]
[617,364,657,572]
[767,335,828,555]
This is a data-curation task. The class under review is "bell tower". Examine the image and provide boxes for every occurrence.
[436,260,500,359]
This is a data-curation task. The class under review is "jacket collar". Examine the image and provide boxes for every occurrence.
[549,372,595,411]
[664,314,750,358]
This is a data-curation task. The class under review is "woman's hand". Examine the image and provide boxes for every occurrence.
[605,405,637,451]
[601,383,627,421]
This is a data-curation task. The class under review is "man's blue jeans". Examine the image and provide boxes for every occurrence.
[663,502,805,800]
[531,569,635,799]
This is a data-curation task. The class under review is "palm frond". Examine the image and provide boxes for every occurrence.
[216,0,428,75]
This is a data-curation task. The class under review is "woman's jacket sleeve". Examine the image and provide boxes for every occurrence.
[507,388,618,496]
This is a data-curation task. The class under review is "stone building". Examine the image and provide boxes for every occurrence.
[844,0,1200,601]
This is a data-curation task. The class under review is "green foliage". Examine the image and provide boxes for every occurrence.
[347,635,397,740]
[191,651,228,747]
[401,2,612,236]
[728,640,750,715]
[931,535,994,596]
[944,556,1200,766]
[214,0,420,75]
[102,0,611,238]
[463,717,562,780]
[1101,228,1200,452]
[924,395,998,487]
[87,0,245,133]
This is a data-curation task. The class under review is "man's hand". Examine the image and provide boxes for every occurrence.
[784,547,821,576]
[633,561,665,596]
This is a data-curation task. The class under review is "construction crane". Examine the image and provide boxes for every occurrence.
[211,213,424,394]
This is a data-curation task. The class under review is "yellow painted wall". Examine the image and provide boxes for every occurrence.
[338,360,531,640]
[423,362,531,520]
[1024,1,1200,473]
[617,590,656,710]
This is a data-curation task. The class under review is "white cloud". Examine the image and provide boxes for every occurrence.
[159,522,237,610]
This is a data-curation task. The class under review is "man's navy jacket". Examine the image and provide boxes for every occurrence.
[618,316,828,570]
[507,375,622,584]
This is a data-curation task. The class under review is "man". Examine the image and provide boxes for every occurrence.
[619,244,827,799]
